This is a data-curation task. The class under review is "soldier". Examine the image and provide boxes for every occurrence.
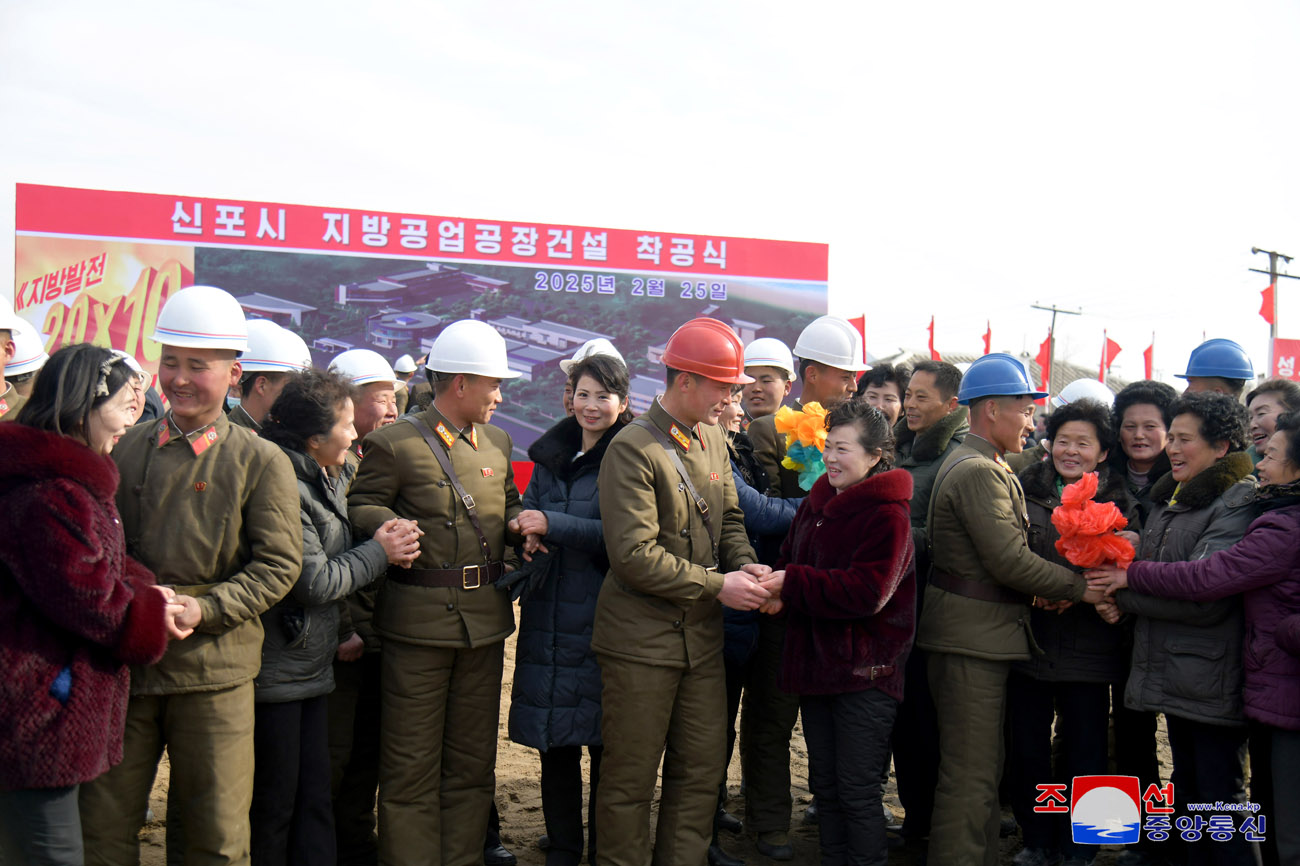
[741,337,795,423]
[393,353,416,415]
[324,346,404,865]
[740,316,869,860]
[915,353,1106,866]
[748,317,868,497]
[347,318,524,866]
[593,317,770,866]
[228,319,312,430]
[79,285,303,865]
[0,307,30,422]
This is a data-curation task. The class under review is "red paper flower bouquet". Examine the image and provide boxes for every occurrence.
[1049,471,1135,569]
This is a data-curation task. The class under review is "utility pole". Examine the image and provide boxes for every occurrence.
[1250,247,1297,374]
[1031,303,1082,399]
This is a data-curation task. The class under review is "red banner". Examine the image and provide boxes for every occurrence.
[16,184,828,282]
[1272,338,1300,381]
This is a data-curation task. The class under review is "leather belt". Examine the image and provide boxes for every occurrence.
[854,664,897,680]
[930,569,1030,606]
[387,561,504,590]
[168,582,220,597]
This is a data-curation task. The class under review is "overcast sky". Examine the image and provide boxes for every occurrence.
[3,0,1297,384]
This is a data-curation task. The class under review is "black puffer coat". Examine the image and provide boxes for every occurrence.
[508,416,620,750]
[1013,460,1137,683]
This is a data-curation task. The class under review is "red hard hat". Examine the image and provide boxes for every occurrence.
[662,318,755,384]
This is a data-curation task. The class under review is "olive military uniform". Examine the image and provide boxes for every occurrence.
[226,402,260,431]
[347,405,521,866]
[915,435,1085,866]
[592,399,757,866]
[731,407,803,836]
[0,383,26,421]
[745,409,803,499]
[394,379,409,415]
[80,413,303,866]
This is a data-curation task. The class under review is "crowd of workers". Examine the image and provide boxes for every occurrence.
[0,287,1298,866]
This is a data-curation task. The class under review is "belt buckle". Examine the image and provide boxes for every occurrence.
[869,665,887,680]
[462,564,482,590]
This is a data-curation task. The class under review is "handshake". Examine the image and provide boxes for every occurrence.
[718,564,786,615]
[1084,562,1129,624]
[1034,562,1129,624]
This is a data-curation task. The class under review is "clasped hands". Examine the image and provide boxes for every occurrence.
[1031,562,1128,624]
[151,584,199,641]
[1082,561,1129,624]
[375,518,424,569]
[718,564,784,614]
[508,510,550,562]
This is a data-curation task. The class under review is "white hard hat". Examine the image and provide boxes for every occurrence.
[426,320,522,379]
[743,337,796,377]
[329,349,396,386]
[1051,378,1115,409]
[7,326,48,376]
[0,304,28,335]
[559,338,625,375]
[393,353,417,374]
[110,350,147,380]
[241,319,312,373]
[149,285,249,352]
[792,316,871,372]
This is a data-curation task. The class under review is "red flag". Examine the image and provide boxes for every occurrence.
[1260,283,1276,326]
[927,316,941,361]
[1036,332,1053,394]
[1143,336,1154,380]
[1099,330,1122,381]
[982,321,992,355]
[847,315,867,364]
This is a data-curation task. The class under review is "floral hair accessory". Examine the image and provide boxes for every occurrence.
[94,355,123,397]
[1051,471,1135,568]
[773,402,829,491]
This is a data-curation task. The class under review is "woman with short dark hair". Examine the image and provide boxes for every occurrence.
[0,344,183,865]
[1099,392,1260,866]
[1090,412,1300,866]
[1110,380,1178,522]
[763,401,916,865]
[251,369,421,865]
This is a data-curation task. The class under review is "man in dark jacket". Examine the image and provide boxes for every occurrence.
[916,353,1103,866]
[889,359,966,845]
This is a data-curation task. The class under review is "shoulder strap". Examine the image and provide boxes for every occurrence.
[925,452,982,535]
[407,415,492,564]
[632,417,720,568]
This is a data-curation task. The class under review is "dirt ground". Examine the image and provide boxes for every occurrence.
[140,621,1167,865]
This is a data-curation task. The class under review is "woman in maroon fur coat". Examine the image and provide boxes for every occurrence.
[762,401,916,866]
[0,344,183,865]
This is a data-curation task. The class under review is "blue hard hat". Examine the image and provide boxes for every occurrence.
[1175,338,1255,381]
[957,353,1048,405]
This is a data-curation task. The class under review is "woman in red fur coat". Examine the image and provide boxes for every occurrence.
[0,344,185,865]
[761,401,916,866]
